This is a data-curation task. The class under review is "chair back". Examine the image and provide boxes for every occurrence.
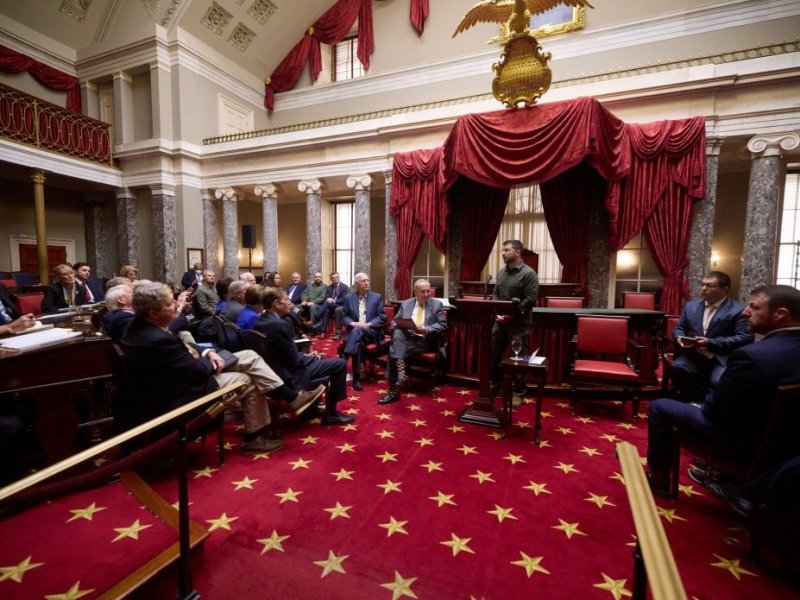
[576,315,630,355]
[752,383,800,476]
[546,296,584,308]
[14,292,44,315]
[12,271,38,286]
[238,327,267,354]
[0,278,17,289]
[623,292,656,310]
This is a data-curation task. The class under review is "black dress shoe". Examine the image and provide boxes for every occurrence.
[646,470,671,498]
[352,380,362,391]
[707,481,755,517]
[324,412,355,425]
[687,464,722,488]
[378,392,400,405]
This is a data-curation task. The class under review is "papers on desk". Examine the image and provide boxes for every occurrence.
[294,336,312,345]
[0,327,82,352]
[13,321,54,335]
[528,356,546,365]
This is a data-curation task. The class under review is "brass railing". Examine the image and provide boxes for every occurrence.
[0,81,113,166]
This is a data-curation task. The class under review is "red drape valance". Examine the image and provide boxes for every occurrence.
[410,0,430,35]
[0,45,81,113]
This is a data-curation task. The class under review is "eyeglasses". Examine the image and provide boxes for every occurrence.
[699,282,719,288]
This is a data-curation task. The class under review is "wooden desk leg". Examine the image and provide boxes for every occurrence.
[500,370,513,439]
[533,379,544,445]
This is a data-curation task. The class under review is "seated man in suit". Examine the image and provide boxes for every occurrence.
[220,280,247,323]
[317,272,349,339]
[41,264,88,313]
[104,283,195,343]
[121,282,323,454]
[0,282,21,323]
[73,262,104,303]
[670,270,753,403]
[646,284,800,496]
[380,278,447,405]
[341,272,386,391]
[285,272,307,305]
[255,287,354,425]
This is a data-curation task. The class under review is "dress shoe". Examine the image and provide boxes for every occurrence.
[378,391,400,405]
[687,464,722,489]
[646,470,671,498]
[352,379,362,391]
[288,384,325,416]
[707,481,755,517]
[324,411,355,425]
[242,436,284,454]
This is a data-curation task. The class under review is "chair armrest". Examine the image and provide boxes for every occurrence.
[625,338,644,372]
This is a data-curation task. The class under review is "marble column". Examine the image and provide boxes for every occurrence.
[299,179,322,278]
[115,187,139,272]
[383,170,398,302]
[201,190,219,274]
[31,170,48,285]
[348,174,372,277]
[84,199,108,277]
[254,183,279,273]
[446,205,465,300]
[686,137,723,299]
[585,193,612,308]
[151,185,178,285]
[215,187,242,280]
[740,132,800,300]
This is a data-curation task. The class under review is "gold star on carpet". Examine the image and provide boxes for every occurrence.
[112,519,153,541]
[232,476,258,491]
[554,426,574,435]
[579,446,602,457]
[523,481,552,496]
[617,422,636,430]
[593,572,632,599]
[0,555,44,583]
[600,433,621,443]
[553,462,579,474]
[206,513,238,532]
[257,530,289,554]
[420,460,444,473]
[347,394,360,401]
[300,435,318,445]
[457,389,472,395]
[376,451,398,463]
[406,393,418,398]
[376,429,395,439]
[275,488,303,504]
[457,445,478,455]
[343,407,359,415]
[610,471,626,484]
[324,502,352,520]
[657,507,687,524]
[487,504,517,522]
[377,480,403,494]
[289,457,312,470]
[551,519,587,539]
[93,457,107,467]
[331,468,355,481]
[415,437,434,447]
[67,502,107,522]
[440,409,456,416]
[342,423,358,431]
[488,432,504,440]
[711,554,758,580]
[250,450,272,460]
[556,401,570,408]
[429,491,456,507]
[376,412,393,421]
[434,396,447,403]
[469,470,495,484]
[234,423,245,430]
[447,425,465,433]
[540,409,552,417]
[503,453,526,465]
[576,416,594,423]
[411,419,428,427]
[514,420,532,429]
[171,500,193,511]
[193,466,218,478]
[539,439,552,448]
[44,580,94,600]
[440,533,475,556]
[379,516,409,537]
[380,570,418,600]
[336,442,356,453]
[511,552,551,578]
[313,550,349,577]
[679,483,703,498]
[224,441,235,450]
[584,493,616,509]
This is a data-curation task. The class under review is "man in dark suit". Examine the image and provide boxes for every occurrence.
[341,272,386,391]
[255,287,354,425]
[285,272,307,305]
[73,262,104,302]
[671,271,753,403]
[317,271,349,339]
[181,262,203,289]
[646,284,800,496]
[41,264,88,313]
[0,283,21,323]
[380,278,447,405]
[121,282,323,454]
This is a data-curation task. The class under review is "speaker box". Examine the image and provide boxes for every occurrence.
[242,224,256,249]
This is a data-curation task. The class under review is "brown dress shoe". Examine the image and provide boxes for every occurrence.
[288,384,325,415]
[242,436,284,454]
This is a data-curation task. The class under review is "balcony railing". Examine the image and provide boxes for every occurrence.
[0,81,113,166]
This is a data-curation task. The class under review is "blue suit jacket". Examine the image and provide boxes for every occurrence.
[324,282,349,306]
[254,311,315,390]
[395,297,447,335]
[673,296,753,364]
[285,283,307,304]
[80,278,105,302]
[342,291,386,330]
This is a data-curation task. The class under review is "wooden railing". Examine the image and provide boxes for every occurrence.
[0,81,113,166]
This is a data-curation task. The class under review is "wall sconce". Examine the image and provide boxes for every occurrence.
[711,250,720,267]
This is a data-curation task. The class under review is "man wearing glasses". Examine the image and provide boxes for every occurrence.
[670,271,753,404]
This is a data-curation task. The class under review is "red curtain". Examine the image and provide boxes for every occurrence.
[265,0,374,111]
[0,44,81,113]
[455,178,509,281]
[410,0,430,35]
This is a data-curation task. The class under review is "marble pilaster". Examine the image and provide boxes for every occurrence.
[740,132,800,300]
[215,187,243,280]
[383,170,398,302]
[115,187,139,272]
[201,190,219,273]
[254,183,279,273]
[299,179,322,278]
[84,199,108,277]
[112,72,134,145]
[348,175,372,277]
[446,205,465,300]
[151,185,178,285]
[586,193,612,308]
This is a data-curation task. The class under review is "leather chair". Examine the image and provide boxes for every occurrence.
[357,305,395,380]
[11,271,37,287]
[545,296,585,308]
[569,315,645,421]
[622,292,656,310]
[13,292,44,315]
[405,311,449,384]
[0,278,17,290]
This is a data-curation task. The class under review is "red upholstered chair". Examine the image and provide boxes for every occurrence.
[360,305,395,380]
[545,296,585,308]
[569,315,645,421]
[406,310,448,384]
[622,292,656,310]
[14,292,44,315]
[658,315,681,392]
[0,278,17,290]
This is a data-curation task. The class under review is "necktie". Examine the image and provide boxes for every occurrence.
[703,304,716,334]
[84,283,94,303]
[414,303,424,327]
[288,285,296,298]
[359,296,367,323]
[0,299,11,324]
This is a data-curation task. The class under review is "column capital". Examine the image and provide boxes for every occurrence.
[298,179,322,195]
[80,81,97,92]
[346,175,372,191]
[30,169,46,185]
[214,187,243,202]
[116,187,136,200]
[254,183,278,198]
[382,170,393,184]
[705,137,724,156]
[747,132,800,158]
[150,184,175,197]
[113,71,133,84]
[201,189,215,202]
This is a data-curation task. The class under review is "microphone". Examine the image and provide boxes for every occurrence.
[484,274,493,300]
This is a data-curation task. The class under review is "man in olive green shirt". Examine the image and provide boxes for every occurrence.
[301,271,328,324]
[490,240,539,404]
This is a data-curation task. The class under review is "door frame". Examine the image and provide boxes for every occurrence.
[10,235,76,270]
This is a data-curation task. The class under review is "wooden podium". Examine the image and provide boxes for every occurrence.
[448,297,518,428]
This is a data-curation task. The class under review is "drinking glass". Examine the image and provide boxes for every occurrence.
[511,335,523,361]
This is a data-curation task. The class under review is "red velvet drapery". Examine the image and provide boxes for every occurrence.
[264,0,374,111]
[410,0,430,35]
[0,45,81,113]
[456,179,510,281]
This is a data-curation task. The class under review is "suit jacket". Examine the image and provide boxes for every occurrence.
[121,317,218,413]
[254,311,316,390]
[79,278,105,302]
[285,283,307,304]
[0,284,20,321]
[342,291,386,329]
[324,282,349,306]
[395,297,447,336]
[41,282,88,313]
[181,270,201,289]
[674,296,753,364]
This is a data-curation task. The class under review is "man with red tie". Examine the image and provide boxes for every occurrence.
[73,262,105,302]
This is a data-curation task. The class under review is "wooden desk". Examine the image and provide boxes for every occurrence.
[500,357,548,444]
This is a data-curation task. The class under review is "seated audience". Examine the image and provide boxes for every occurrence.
[239,272,257,286]
[255,287,354,425]
[646,284,800,496]
[301,271,327,324]
[105,276,132,291]
[41,264,88,313]
[194,270,219,317]
[214,277,233,316]
[671,270,753,403]
[340,272,386,391]
[317,271,349,339]
[104,283,193,342]
[286,272,306,305]
[220,280,248,323]
[73,262,104,302]
[119,265,139,280]
[381,278,447,405]
[265,272,282,288]
[121,282,323,454]
[237,284,264,329]
[181,261,203,289]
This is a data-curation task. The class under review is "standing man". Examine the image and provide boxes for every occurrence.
[670,271,753,403]
[341,272,386,391]
[181,262,203,289]
[194,269,219,317]
[301,271,327,326]
[73,262,104,302]
[285,272,307,305]
[380,278,447,405]
[489,240,539,405]
[318,272,349,339]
